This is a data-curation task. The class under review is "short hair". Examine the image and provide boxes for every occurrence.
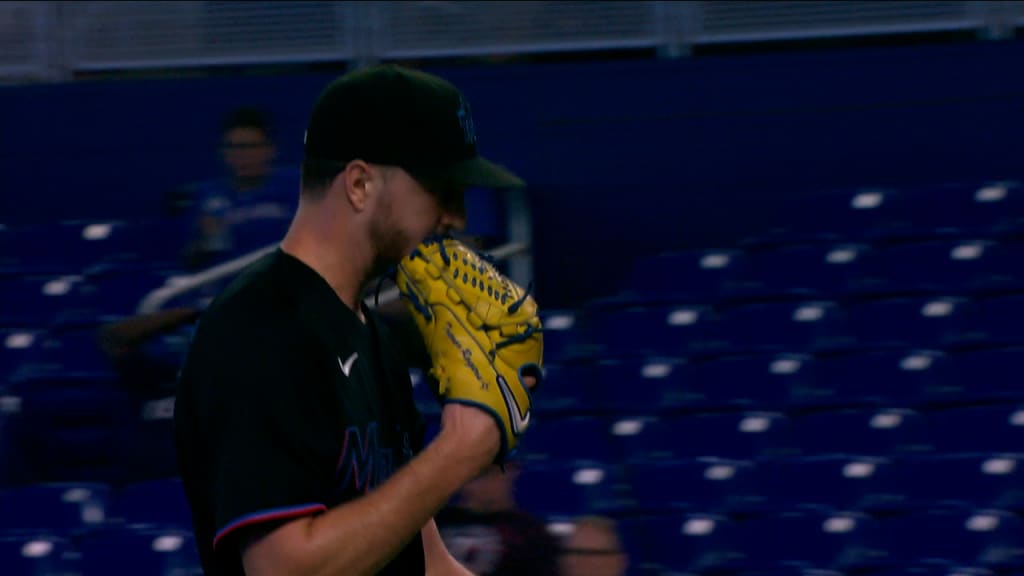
[222,107,274,140]
[300,158,346,199]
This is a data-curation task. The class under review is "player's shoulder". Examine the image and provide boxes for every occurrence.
[197,250,303,338]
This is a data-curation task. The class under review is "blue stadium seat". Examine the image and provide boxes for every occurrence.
[734,511,884,572]
[0,220,185,277]
[587,357,692,414]
[0,533,78,576]
[516,462,626,518]
[516,415,617,467]
[896,454,1024,512]
[939,347,1024,404]
[876,508,1024,570]
[763,455,903,513]
[0,328,44,383]
[881,181,1024,242]
[530,363,600,416]
[5,372,135,484]
[538,309,581,364]
[0,482,112,537]
[626,458,764,515]
[113,478,193,530]
[793,408,931,458]
[704,300,847,356]
[748,186,904,246]
[408,368,440,417]
[617,248,747,305]
[844,296,976,351]
[731,242,876,301]
[60,268,187,325]
[77,526,202,576]
[874,240,1024,297]
[692,353,812,411]
[620,513,743,574]
[793,349,949,409]
[0,275,84,329]
[618,412,797,463]
[927,405,1024,454]
[973,294,1024,347]
[571,303,714,361]
[124,395,180,482]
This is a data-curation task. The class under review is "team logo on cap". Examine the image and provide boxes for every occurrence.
[456,96,476,146]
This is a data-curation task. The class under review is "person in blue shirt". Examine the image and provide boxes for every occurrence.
[181,107,299,269]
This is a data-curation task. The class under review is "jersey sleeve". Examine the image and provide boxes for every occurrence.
[189,313,337,553]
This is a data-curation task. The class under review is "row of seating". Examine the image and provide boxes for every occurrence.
[619,507,1024,575]
[543,293,1024,363]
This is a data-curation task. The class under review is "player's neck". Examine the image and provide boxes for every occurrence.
[281,201,373,318]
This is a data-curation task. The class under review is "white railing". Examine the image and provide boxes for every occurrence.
[136,240,532,315]
[3,1,1023,83]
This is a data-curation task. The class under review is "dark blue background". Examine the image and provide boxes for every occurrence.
[2,39,1022,307]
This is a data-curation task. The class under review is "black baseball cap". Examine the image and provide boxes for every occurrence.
[304,64,525,190]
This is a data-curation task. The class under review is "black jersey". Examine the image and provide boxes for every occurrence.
[175,249,426,575]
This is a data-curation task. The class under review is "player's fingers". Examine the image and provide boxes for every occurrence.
[522,375,538,389]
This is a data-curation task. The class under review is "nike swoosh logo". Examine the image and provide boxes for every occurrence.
[338,352,358,378]
[496,375,530,435]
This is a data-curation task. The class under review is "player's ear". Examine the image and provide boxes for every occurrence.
[343,160,372,212]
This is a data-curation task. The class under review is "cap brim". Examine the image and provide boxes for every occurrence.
[445,157,526,190]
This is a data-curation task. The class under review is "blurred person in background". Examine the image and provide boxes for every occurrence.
[559,515,628,576]
[171,106,299,270]
[436,462,561,576]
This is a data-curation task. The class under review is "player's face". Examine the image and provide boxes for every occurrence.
[222,127,274,181]
[369,167,465,264]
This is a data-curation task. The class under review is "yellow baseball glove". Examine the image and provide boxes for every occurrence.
[396,236,542,462]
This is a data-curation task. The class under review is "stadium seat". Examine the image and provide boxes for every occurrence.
[538,309,581,364]
[113,478,193,530]
[875,508,1024,570]
[76,526,202,576]
[620,513,743,574]
[0,220,185,277]
[570,302,714,361]
[895,454,1024,512]
[704,300,847,356]
[793,407,931,458]
[625,458,764,515]
[843,296,976,351]
[408,368,440,417]
[0,275,84,329]
[516,462,627,518]
[530,363,600,416]
[973,294,1024,347]
[731,242,876,301]
[747,186,903,247]
[0,532,78,576]
[4,372,135,484]
[0,482,112,537]
[616,248,747,305]
[734,511,885,572]
[880,180,1024,242]
[0,328,44,383]
[617,412,797,463]
[692,353,812,411]
[872,239,1024,297]
[938,347,1024,404]
[516,415,617,466]
[587,357,693,414]
[762,455,904,513]
[793,349,949,409]
[927,405,1024,454]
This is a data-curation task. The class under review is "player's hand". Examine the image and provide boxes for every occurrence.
[439,375,538,470]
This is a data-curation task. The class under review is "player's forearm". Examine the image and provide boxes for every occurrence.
[243,425,493,576]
